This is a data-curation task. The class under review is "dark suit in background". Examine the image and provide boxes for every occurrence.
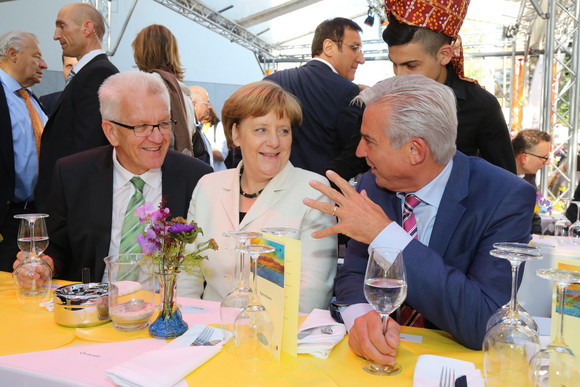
[39,91,61,117]
[265,60,364,176]
[35,54,118,211]
[332,152,535,349]
[45,146,213,282]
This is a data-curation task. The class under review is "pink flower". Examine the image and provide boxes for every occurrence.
[135,202,156,223]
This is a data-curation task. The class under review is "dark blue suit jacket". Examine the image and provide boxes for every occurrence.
[45,145,213,282]
[333,152,535,349]
[265,60,363,175]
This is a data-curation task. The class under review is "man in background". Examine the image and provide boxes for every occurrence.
[382,0,516,173]
[0,30,48,271]
[265,17,367,179]
[188,85,213,166]
[39,55,78,116]
[14,71,212,282]
[35,2,119,211]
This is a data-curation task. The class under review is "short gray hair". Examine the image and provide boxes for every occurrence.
[355,74,458,165]
[0,30,38,60]
[98,71,170,121]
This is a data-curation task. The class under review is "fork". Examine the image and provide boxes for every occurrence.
[439,366,455,387]
[191,326,214,346]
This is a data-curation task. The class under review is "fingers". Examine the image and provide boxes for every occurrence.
[308,178,344,205]
[348,311,399,366]
[325,170,357,197]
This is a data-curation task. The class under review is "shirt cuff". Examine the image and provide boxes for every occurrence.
[369,222,412,254]
[340,303,375,332]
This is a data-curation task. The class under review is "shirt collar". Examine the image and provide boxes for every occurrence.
[311,57,339,75]
[112,148,162,189]
[71,48,105,75]
[0,68,24,93]
[397,159,454,209]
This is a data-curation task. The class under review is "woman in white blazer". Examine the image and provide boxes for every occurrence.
[177,81,337,313]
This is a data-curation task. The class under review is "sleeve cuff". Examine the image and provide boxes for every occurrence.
[340,303,375,332]
[369,222,412,254]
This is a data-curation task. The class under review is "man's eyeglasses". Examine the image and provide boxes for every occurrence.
[525,152,550,162]
[109,119,176,137]
[332,40,364,55]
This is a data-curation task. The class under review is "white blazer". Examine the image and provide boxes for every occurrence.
[177,161,338,313]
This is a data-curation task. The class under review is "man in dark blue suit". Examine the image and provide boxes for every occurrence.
[304,75,535,364]
[265,17,367,177]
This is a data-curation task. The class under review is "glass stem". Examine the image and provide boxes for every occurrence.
[234,240,246,289]
[251,253,259,303]
[29,220,36,256]
[509,262,520,315]
[555,283,567,345]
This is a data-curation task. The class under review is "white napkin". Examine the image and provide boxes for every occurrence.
[413,354,485,387]
[297,308,346,359]
[105,324,232,387]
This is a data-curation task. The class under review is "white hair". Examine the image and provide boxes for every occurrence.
[98,71,170,121]
[355,74,458,165]
[0,30,38,59]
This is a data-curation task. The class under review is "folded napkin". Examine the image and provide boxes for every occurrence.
[413,354,485,387]
[105,324,232,387]
[297,308,346,359]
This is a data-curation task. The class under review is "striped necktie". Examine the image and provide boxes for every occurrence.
[16,88,43,162]
[119,177,145,254]
[400,194,424,327]
[66,69,75,85]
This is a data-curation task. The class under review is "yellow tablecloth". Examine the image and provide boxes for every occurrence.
[0,271,484,386]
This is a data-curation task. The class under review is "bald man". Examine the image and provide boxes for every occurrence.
[36,2,119,211]
[188,85,212,165]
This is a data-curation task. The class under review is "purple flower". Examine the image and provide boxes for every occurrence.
[168,223,196,235]
[135,203,156,223]
[137,233,160,255]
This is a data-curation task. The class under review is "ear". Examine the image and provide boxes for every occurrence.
[438,44,453,66]
[232,122,241,147]
[321,38,335,58]
[7,46,19,63]
[83,20,94,36]
[102,121,119,146]
[408,138,428,165]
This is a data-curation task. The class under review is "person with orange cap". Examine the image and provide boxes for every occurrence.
[383,0,516,173]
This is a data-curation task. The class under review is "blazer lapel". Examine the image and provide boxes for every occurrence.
[428,153,469,257]
[221,164,241,229]
[88,147,114,278]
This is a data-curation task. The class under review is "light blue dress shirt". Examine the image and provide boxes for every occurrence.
[0,68,48,202]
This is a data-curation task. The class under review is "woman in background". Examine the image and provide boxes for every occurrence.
[177,81,337,313]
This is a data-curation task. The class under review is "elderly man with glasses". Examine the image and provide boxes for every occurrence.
[13,71,212,283]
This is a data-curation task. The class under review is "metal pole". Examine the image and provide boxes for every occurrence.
[566,0,580,203]
[509,40,516,131]
[109,0,140,56]
[540,0,556,195]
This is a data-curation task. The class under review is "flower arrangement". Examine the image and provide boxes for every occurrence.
[535,192,553,215]
[136,199,218,275]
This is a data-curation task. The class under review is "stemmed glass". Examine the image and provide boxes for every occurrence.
[567,201,580,244]
[529,268,580,386]
[220,231,262,341]
[362,247,407,376]
[483,243,541,386]
[233,244,276,369]
[485,242,543,334]
[12,214,52,306]
[260,227,298,238]
[554,217,571,245]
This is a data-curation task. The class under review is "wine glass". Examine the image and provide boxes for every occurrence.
[12,213,52,307]
[567,201,580,244]
[233,244,276,370]
[529,268,580,386]
[485,242,543,334]
[220,231,262,342]
[260,227,298,238]
[362,247,407,376]
[554,217,571,245]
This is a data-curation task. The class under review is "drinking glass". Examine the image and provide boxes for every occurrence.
[105,253,155,331]
[260,227,298,238]
[554,217,571,245]
[529,268,580,386]
[220,231,262,342]
[12,213,52,306]
[567,201,580,244]
[233,244,276,370]
[485,242,543,334]
[362,247,407,376]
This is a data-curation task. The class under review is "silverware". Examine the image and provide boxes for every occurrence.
[190,326,214,346]
[297,325,334,339]
[191,339,220,347]
[439,366,455,387]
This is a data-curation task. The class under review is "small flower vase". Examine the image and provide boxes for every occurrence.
[149,271,188,338]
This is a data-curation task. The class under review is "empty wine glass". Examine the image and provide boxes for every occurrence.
[220,231,262,342]
[362,247,407,376]
[485,242,543,334]
[12,213,52,307]
[260,227,298,238]
[529,268,580,386]
[233,244,276,370]
[567,201,580,244]
[554,217,571,245]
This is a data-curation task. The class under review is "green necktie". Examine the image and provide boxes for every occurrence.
[119,177,146,254]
